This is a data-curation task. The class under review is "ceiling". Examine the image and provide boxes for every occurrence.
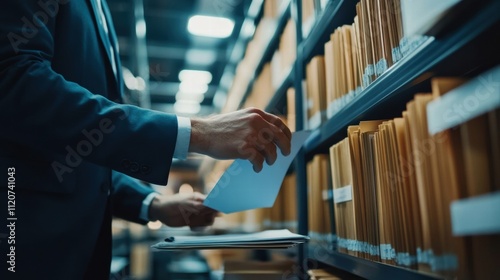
[107,0,251,116]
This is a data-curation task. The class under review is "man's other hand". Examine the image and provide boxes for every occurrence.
[148,192,218,228]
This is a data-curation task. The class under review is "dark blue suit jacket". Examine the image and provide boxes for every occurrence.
[0,0,178,278]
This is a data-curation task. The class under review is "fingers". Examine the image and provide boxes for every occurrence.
[190,192,206,203]
[247,108,292,156]
[248,148,265,172]
[190,210,218,228]
[255,138,277,165]
[268,123,291,156]
[263,111,292,141]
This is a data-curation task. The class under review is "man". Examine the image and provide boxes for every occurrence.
[0,0,292,279]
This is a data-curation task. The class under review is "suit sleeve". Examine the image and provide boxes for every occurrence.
[0,2,176,185]
[111,171,155,224]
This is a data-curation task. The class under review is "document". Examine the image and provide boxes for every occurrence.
[203,130,312,213]
[152,229,309,250]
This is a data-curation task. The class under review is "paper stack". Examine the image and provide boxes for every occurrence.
[152,229,309,251]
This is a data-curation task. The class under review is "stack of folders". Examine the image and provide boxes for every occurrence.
[249,18,296,109]
[307,155,334,245]
[263,0,284,19]
[329,75,500,279]
[152,229,309,251]
[245,62,273,109]
[305,56,328,129]
[280,20,297,71]
[322,0,426,119]
[271,18,296,88]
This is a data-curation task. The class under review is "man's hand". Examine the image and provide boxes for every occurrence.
[148,192,218,228]
[189,107,292,172]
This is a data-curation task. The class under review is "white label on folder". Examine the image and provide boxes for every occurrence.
[333,185,352,204]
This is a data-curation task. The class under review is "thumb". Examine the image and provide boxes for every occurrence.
[191,192,207,202]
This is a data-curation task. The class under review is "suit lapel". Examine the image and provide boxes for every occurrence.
[88,0,122,94]
[101,0,124,96]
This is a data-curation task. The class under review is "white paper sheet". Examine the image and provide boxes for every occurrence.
[203,131,311,213]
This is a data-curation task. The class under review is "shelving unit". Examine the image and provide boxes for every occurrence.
[308,245,440,280]
[265,64,294,112]
[427,65,500,135]
[220,0,500,278]
[300,0,357,62]
[304,0,500,154]
[238,0,292,109]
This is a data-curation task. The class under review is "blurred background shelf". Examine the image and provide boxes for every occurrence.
[266,64,295,113]
[238,0,292,108]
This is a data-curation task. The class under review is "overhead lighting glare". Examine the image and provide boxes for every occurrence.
[136,19,146,38]
[123,67,146,91]
[178,69,213,84]
[174,100,201,115]
[185,50,217,66]
[175,92,205,103]
[179,82,208,95]
[187,15,235,38]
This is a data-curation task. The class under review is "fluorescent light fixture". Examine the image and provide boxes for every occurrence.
[179,69,213,84]
[187,15,235,38]
[175,92,205,103]
[241,22,256,38]
[185,49,217,66]
[136,19,146,38]
[179,82,208,95]
[174,100,201,115]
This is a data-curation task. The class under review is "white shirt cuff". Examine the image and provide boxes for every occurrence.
[173,116,191,160]
[140,192,158,221]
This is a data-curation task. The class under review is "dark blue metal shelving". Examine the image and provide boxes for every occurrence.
[295,0,500,279]
[308,245,441,280]
[229,0,500,279]
[265,65,294,113]
[304,0,500,155]
[300,0,357,62]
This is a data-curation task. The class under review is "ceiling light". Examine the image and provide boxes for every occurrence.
[179,82,208,95]
[185,49,217,66]
[174,100,201,115]
[178,69,213,84]
[175,92,205,103]
[241,22,256,38]
[136,19,146,38]
[187,15,235,38]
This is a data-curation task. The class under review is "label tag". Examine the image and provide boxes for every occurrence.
[334,185,353,204]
